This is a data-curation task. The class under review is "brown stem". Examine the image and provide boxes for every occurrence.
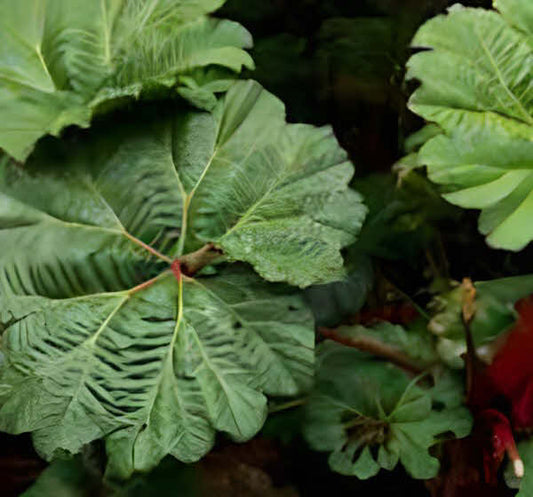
[461,278,481,403]
[122,244,222,297]
[179,243,222,276]
[319,327,425,375]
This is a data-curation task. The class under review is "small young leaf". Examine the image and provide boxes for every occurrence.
[429,275,533,367]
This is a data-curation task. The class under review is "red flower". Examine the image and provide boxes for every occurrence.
[472,296,533,483]
[428,296,533,496]
[486,297,533,430]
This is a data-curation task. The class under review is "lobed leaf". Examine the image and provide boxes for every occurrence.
[175,81,366,286]
[303,341,472,480]
[0,263,314,477]
[0,81,365,288]
[355,173,458,261]
[0,0,254,161]
[406,0,533,251]
[0,80,366,474]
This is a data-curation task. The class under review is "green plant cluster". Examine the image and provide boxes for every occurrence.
[0,0,532,495]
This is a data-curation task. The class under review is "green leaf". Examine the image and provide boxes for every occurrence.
[495,0,533,35]
[304,249,373,327]
[303,341,472,480]
[0,0,254,161]
[180,81,366,287]
[406,0,533,251]
[176,69,236,112]
[0,80,367,476]
[403,124,442,154]
[0,263,313,478]
[22,455,198,497]
[355,173,458,261]
[21,457,101,497]
[305,171,455,329]
[0,81,364,288]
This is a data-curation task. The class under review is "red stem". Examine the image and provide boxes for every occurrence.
[171,260,182,282]
[123,231,172,263]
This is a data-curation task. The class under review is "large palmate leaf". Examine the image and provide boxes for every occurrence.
[173,81,365,286]
[0,80,364,476]
[0,260,314,478]
[303,341,472,480]
[0,0,254,161]
[0,81,364,288]
[406,0,533,251]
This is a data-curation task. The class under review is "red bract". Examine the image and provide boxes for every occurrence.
[486,296,533,429]
[477,409,523,483]
[428,297,533,496]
